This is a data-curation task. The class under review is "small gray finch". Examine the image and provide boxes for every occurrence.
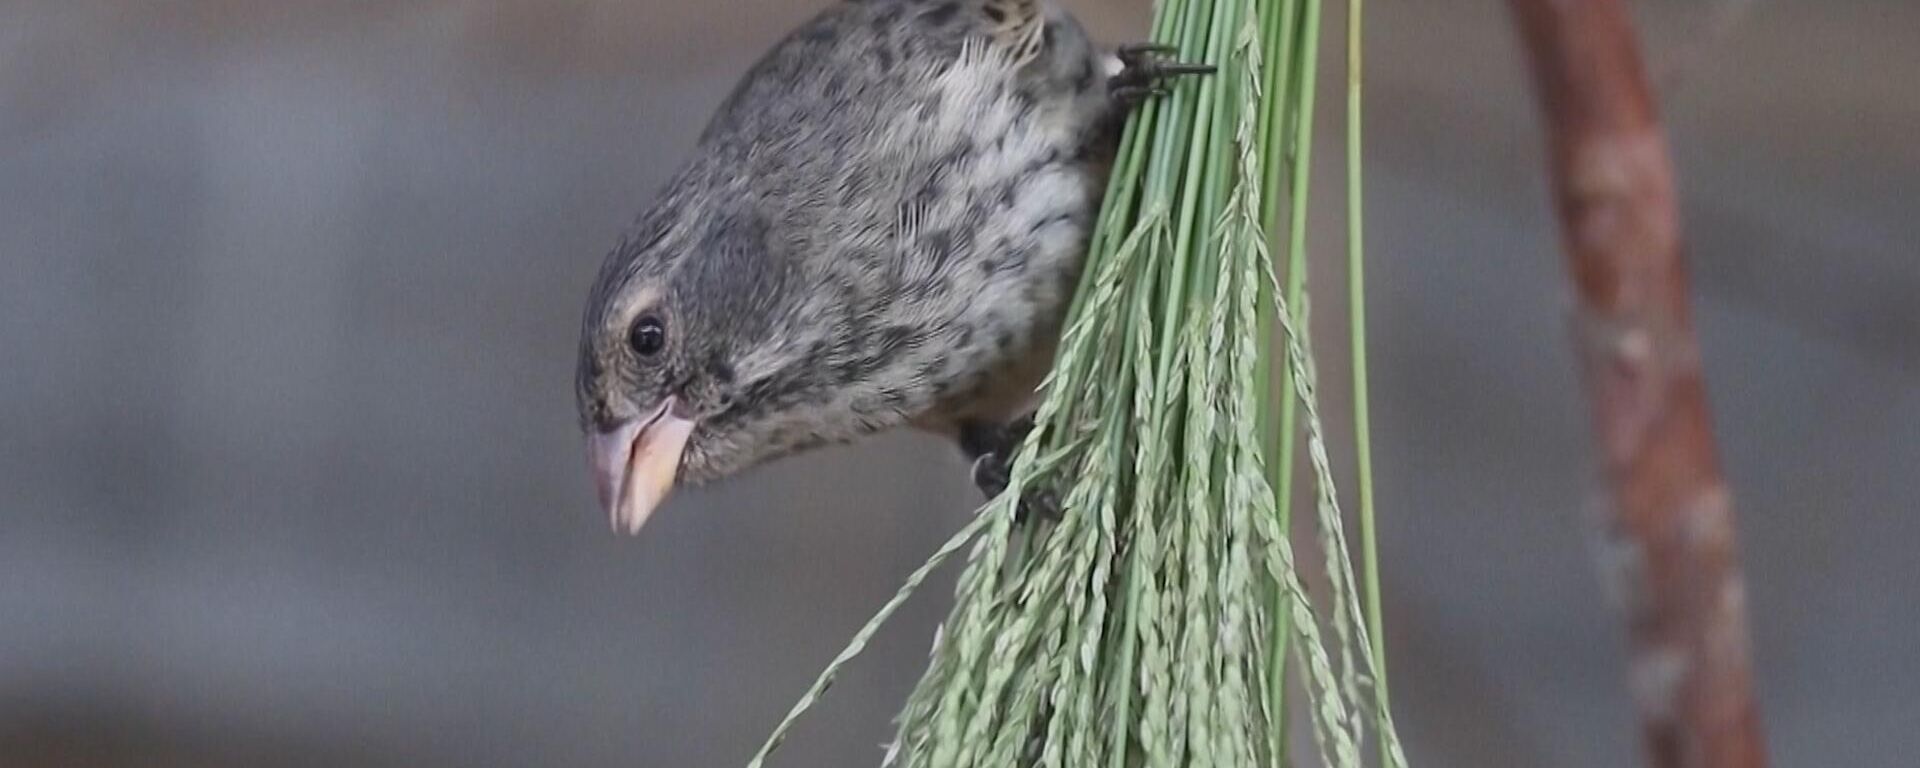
[576,0,1207,534]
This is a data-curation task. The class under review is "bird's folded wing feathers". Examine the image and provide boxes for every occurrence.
[979,0,1048,65]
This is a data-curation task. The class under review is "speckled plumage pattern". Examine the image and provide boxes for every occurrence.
[578,0,1120,484]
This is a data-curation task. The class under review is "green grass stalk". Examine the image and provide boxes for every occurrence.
[1343,0,1393,765]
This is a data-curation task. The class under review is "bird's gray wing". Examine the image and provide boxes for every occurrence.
[979,0,1048,65]
[698,0,1089,143]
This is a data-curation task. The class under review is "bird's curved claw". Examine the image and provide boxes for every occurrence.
[1110,43,1216,107]
[960,416,1060,524]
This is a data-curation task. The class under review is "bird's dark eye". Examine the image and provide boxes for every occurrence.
[628,314,667,358]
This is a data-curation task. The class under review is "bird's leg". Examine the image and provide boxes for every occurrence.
[957,416,1061,523]
[1110,43,1216,107]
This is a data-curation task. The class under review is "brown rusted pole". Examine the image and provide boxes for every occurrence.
[1506,1,1769,767]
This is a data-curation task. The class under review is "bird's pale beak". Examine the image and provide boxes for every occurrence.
[588,397,697,535]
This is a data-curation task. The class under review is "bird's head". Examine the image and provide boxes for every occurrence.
[576,196,799,535]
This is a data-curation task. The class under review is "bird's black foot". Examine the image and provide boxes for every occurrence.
[958,416,1061,523]
[1110,43,1216,107]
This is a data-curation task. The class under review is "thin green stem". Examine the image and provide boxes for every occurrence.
[1345,0,1391,761]
[1270,0,1321,760]
[1278,0,1324,535]
[1258,0,1301,761]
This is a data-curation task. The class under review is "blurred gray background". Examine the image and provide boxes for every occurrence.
[3,0,1915,765]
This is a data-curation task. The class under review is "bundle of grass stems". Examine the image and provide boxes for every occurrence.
[749,0,1405,765]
